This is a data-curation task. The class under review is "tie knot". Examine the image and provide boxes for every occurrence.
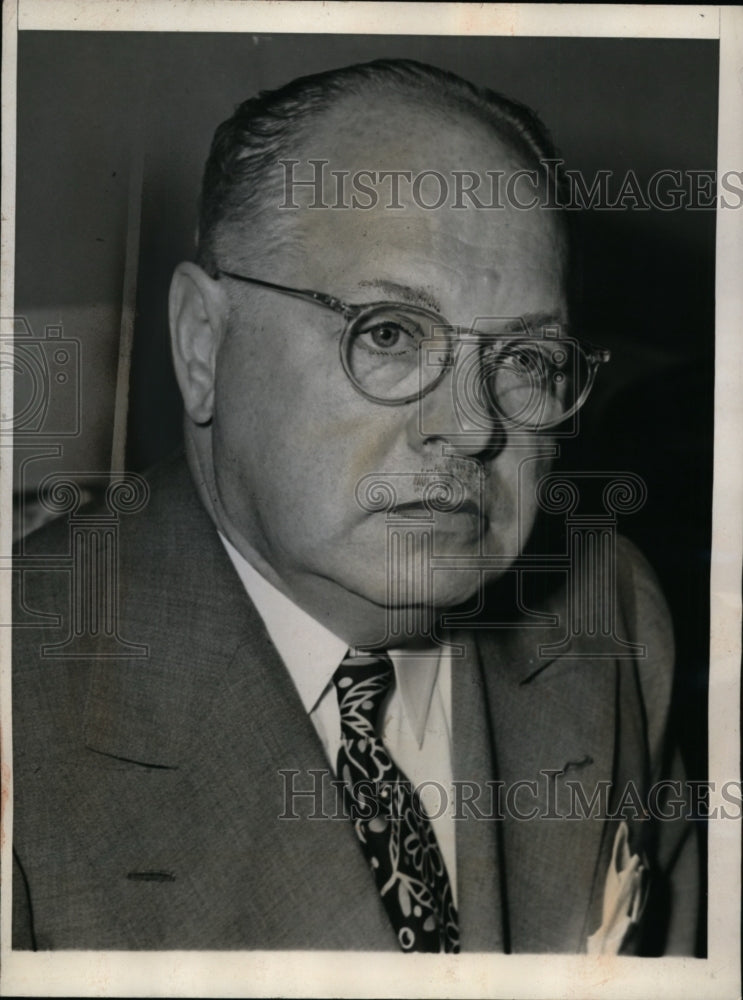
[333,652,394,737]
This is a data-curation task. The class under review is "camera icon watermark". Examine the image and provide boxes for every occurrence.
[417,318,608,443]
[0,316,82,438]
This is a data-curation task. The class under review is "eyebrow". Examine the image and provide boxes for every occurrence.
[490,312,569,335]
[354,283,567,333]
[357,278,442,313]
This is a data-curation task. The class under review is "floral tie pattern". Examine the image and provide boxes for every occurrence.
[333,652,459,953]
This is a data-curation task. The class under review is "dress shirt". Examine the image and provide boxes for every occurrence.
[219,533,457,902]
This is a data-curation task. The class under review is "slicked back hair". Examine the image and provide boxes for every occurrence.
[196,58,569,279]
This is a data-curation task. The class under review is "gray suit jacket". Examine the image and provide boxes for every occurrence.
[12,455,698,951]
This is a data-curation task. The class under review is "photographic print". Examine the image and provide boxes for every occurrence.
[1,3,740,997]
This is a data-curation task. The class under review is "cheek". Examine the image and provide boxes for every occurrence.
[214,379,400,530]
[518,450,554,542]
[216,308,410,478]
[486,443,554,524]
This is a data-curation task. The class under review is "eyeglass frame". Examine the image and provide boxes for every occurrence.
[217,268,611,428]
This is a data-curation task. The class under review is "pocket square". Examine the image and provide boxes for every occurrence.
[587,821,647,955]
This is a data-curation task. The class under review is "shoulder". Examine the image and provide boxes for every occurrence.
[12,452,262,760]
[614,535,675,767]
[615,535,674,651]
[614,533,674,675]
[11,454,199,746]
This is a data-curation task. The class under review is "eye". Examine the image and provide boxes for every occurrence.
[490,341,555,375]
[369,322,404,349]
[354,314,426,356]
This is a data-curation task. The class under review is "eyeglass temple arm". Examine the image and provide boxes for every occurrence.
[218,270,613,367]
[583,342,611,365]
[217,269,356,319]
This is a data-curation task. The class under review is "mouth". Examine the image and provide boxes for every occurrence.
[389,498,482,519]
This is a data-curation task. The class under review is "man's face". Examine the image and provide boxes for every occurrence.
[209,98,567,616]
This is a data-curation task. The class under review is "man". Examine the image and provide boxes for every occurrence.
[12,59,698,952]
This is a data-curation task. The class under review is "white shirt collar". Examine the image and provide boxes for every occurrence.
[219,532,440,745]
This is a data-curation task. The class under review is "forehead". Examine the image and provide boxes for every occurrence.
[261,95,567,317]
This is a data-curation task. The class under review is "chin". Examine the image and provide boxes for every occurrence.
[426,566,482,609]
[335,533,514,610]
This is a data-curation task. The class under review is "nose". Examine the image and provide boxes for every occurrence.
[405,361,505,459]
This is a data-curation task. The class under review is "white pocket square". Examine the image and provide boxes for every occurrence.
[587,820,648,955]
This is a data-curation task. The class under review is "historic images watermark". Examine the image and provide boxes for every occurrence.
[4,316,150,655]
[2,317,82,440]
[279,158,743,212]
[278,770,743,823]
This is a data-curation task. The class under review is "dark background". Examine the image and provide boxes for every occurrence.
[15,32,717,953]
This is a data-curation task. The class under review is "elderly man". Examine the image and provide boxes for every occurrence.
[13,59,698,953]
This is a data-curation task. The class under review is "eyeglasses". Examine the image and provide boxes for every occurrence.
[218,269,611,430]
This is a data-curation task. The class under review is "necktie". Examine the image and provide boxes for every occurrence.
[333,651,459,953]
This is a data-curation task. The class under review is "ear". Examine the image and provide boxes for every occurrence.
[169,262,229,424]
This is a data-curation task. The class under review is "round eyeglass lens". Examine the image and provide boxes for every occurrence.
[342,304,452,403]
[482,338,588,429]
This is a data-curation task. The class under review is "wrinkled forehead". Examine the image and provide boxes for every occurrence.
[248,95,568,313]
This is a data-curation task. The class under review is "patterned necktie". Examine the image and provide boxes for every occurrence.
[333,651,459,953]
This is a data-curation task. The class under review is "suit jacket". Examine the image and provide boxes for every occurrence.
[12,454,698,952]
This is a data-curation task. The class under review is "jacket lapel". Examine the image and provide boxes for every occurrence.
[475,591,618,953]
[170,625,397,948]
